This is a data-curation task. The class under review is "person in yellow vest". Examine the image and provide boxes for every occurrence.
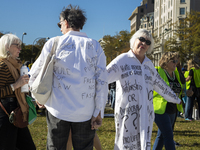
[185,59,200,121]
[172,54,186,147]
[153,52,183,150]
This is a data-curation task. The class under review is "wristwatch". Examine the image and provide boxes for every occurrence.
[10,84,15,91]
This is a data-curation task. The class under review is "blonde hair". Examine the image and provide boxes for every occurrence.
[0,34,22,58]
[187,59,200,70]
[159,51,178,69]
[130,29,154,53]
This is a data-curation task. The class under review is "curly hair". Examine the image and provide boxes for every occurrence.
[58,4,87,30]
[187,59,200,70]
[159,51,178,69]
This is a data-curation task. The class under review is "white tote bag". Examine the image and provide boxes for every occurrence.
[30,36,59,105]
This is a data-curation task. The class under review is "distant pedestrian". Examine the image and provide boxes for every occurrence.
[24,61,30,71]
[185,59,200,121]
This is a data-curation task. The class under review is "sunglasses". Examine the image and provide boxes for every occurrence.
[138,37,151,45]
[170,60,178,64]
[11,43,21,49]
[57,20,65,28]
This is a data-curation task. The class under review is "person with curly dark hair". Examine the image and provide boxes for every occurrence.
[29,4,107,150]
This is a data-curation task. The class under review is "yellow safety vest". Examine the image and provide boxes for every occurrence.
[193,68,200,88]
[153,66,183,114]
[184,70,190,90]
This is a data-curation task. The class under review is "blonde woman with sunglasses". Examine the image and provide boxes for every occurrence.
[153,52,183,150]
[0,34,35,150]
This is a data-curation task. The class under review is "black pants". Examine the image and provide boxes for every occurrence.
[0,98,36,150]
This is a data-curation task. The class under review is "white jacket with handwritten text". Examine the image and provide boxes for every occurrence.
[107,50,181,150]
[29,31,108,122]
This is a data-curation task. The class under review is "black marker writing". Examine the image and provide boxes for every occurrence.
[122,80,142,93]
[120,64,131,72]
[107,64,119,73]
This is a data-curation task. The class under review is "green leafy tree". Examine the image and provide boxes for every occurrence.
[34,38,48,60]
[19,45,32,62]
[20,38,47,63]
[101,30,133,64]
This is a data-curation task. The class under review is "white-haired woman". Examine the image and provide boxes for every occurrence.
[0,34,35,149]
[106,29,182,150]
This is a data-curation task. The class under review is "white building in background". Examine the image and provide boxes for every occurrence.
[153,0,200,66]
[130,0,200,66]
[139,12,154,35]
[129,0,154,33]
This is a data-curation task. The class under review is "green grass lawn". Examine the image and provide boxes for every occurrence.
[29,109,200,150]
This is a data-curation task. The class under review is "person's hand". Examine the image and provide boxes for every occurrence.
[179,100,182,105]
[91,113,102,130]
[13,75,29,90]
[36,100,46,108]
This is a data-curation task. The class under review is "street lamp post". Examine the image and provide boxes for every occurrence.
[31,37,50,63]
[21,32,27,49]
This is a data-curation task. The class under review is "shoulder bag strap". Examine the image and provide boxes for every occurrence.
[0,102,9,117]
[50,36,60,56]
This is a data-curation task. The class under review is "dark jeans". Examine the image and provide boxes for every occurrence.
[185,96,194,119]
[0,98,36,150]
[153,112,176,150]
[185,94,200,119]
[46,110,95,150]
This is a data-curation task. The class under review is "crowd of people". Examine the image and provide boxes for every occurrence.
[0,4,199,150]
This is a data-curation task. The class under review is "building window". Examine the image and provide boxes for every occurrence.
[180,0,185,3]
[168,0,170,8]
[164,5,165,13]
[141,8,144,13]
[180,8,185,15]
[145,24,146,28]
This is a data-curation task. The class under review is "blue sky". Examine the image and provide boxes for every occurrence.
[0,0,142,45]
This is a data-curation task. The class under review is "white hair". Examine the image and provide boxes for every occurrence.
[0,34,22,58]
[130,29,154,53]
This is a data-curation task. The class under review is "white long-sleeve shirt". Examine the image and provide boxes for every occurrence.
[29,31,108,122]
[106,50,181,150]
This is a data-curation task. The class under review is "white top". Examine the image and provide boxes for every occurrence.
[29,31,108,122]
[106,50,181,150]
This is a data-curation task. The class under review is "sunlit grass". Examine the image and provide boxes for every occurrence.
[29,109,200,150]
